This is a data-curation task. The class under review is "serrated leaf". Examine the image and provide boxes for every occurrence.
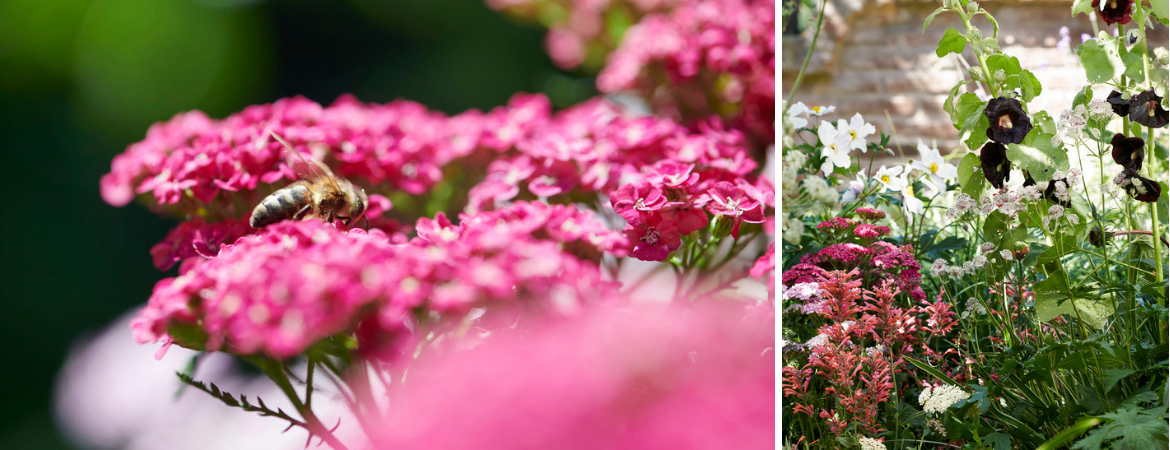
[1123,45,1146,82]
[1034,268,1114,329]
[1071,0,1095,18]
[937,27,967,58]
[985,432,1012,450]
[1006,135,1069,182]
[1102,369,1136,393]
[1018,69,1042,101]
[956,92,987,135]
[1073,85,1093,109]
[957,152,987,198]
[965,115,990,151]
[923,7,947,32]
[1154,0,1170,24]
[1078,38,1125,83]
[1095,407,1170,450]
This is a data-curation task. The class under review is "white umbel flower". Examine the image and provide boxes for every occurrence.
[859,437,887,450]
[919,384,971,414]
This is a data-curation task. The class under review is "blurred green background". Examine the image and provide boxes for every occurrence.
[0,0,595,447]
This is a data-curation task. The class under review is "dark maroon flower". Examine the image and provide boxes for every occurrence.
[1128,89,1169,128]
[1107,90,1130,117]
[979,142,1011,189]
[1091,0,1134,25]
[1111,133,1145,171]
[1120,168,1162,203]
[984,97,1033,144]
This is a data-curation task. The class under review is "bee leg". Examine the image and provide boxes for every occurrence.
[293,204,313,220]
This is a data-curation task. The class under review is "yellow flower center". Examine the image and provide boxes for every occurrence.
[1148,101,1158,116]
[849,131,858,139]
[812,106,823,113]
[906,186,915,196]
[999,115,1013,129]
[929,162,939,173]
[881,175,890,183]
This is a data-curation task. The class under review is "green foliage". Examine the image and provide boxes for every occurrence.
[1073,407,1170,450]
[937,27,967,57]
[957,152,986,198]
[1154,0,1170,25]
[985,54,1042,101]
[176,372,307,431]
[1078,37,1125,84]
[1006,134,1069,183]
[1070,0,1095,18]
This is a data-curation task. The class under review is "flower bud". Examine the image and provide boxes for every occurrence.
[993,69,1006,83]
[967,1,979,13]
[711,214,735,239]
[969,67,983,81]
[969,27,982,41]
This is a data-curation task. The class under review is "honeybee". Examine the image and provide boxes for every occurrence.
[249,131,369,229]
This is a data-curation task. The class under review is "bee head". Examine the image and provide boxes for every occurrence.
[339,182,369,227]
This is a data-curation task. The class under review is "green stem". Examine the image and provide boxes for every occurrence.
[959,9,998,97]
[259,358,350,450]
[784,0,827,107]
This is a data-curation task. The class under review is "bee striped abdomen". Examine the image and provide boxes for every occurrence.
[250,183,313,228]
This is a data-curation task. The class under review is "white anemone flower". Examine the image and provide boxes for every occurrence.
[912,143,958,192]
[786,102,810,129]
[808,104,836,116]
[818,121,852,175]
[873,165,906,191]
[900,175,925,213]
[836,113,876,152]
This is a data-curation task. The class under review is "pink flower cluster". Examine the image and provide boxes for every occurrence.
[596,0,776,145]
[371,302,773,450]
[484,0,679,70]
[132,201,624,360]
[790,241,925,301]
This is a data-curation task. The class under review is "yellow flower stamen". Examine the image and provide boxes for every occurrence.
[999,115,1013,129]
[929,162,939,173]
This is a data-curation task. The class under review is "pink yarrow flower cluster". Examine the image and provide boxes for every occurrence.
[596,0,775,146]
[100,93,545,218]
[484,0,680,70]
[133,202,625,360]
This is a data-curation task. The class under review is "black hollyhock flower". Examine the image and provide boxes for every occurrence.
[1110,133,1145,171]
[1091,0,1134,25]
[1128,89,1169,128]
[979,142,1011,189]
[984,97,1033,144]
[1120,168,1162,203]
[1043,178,1072,208]
[1107,90,1130,117]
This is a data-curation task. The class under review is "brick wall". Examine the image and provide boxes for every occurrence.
[782,0,1169,154]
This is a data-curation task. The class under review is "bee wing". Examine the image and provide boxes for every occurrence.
[268,131,343,191]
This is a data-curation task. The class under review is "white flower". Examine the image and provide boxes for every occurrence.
[900,178,925,213]
[808,104,836,116]
[805,333,830,349]
[1068,214,1080,224]
[919,384,971,415]
[874,165,906,191]
[837,113,876,152]
[787,282,821,300]
[1088,99,1112,119]
[801,176,836,204]
[1000,249,1014,261]
[1048,205,1064,218]
[930,259,948,277]
[786,102,810,129]
[980,242,995,253]
[912,143,958,192]
[859,437,887,450]
[839,171,868,204]
[973,254,988,268]
[818,121,852,175]
[782,216,805,244]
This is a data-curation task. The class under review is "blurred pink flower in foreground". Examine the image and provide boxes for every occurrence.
[368,303,774,450]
